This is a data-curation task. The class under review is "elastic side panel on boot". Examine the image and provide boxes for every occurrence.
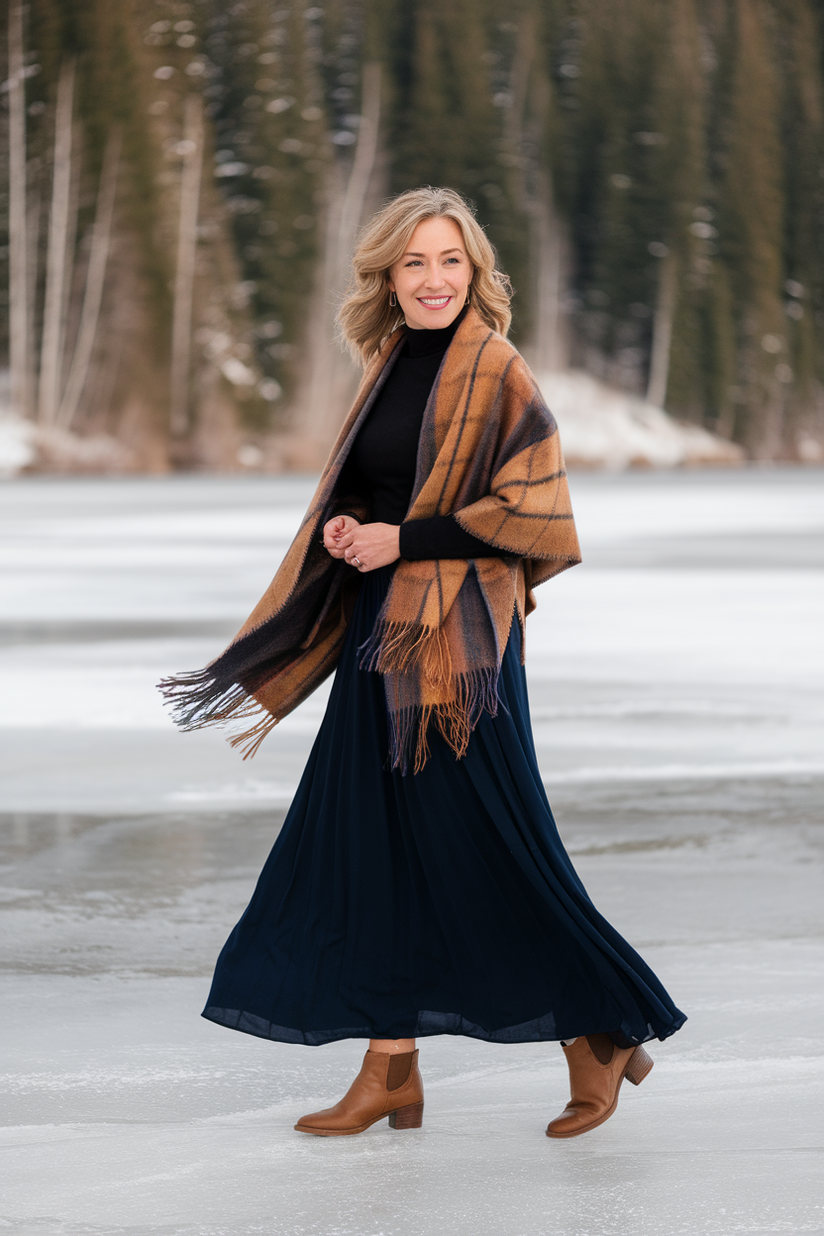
[586,1033,615,1065]
[386,1052,414,1091]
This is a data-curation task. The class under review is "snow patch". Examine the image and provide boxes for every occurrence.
[0,417,135,478]
[0,416,36,477]
[31,425,137,473]
[536,369,745,469]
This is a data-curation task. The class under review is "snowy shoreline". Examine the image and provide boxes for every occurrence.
[1,368,751,477]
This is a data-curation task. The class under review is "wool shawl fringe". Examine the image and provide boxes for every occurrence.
[359,618,452,684]
[386,666,502,775]
[360,617,466,771]
[157,668,277,759]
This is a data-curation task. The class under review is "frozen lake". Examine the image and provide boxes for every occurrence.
[1,468,823,1235]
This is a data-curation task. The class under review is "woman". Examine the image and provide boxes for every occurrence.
[161,187,685,1140]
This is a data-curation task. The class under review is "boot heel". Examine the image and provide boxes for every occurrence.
[388,1100,424,1129]
[625,1045,654,1086]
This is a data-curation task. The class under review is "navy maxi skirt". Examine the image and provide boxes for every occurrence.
[203,565,686,1047]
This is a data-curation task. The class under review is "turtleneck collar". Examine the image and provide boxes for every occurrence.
[402,304,469,358]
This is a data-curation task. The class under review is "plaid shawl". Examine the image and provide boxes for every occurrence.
[159,307,581,772]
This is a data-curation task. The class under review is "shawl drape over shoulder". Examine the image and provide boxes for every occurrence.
[159,308,582,771]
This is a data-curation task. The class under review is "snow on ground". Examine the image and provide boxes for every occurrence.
[1,469,823,1236]
[537,370,744,468]
[0,417,35,478]
[1,366,743,480]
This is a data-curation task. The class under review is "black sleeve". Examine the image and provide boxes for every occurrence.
[399,515,503,560]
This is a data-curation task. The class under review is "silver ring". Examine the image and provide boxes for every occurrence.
[353,556,361,566]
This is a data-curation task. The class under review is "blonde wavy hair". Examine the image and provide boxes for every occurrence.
[337,187,512,365]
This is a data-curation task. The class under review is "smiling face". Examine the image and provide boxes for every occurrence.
[387,216,473,331]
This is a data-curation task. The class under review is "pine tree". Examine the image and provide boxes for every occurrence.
[3,0,824,463]
[385,0,531,335]
[202,0,330,420]
[716,0,786,455]
[8,0,175,458]
[770,0,824,454]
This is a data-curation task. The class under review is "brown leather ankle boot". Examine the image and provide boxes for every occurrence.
[294,1049,424,1136]
[546,1034,653,1139]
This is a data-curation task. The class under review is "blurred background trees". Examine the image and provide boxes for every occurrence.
[2,0,823,470]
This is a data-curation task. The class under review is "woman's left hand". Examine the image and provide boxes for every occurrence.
[337,522,401,572]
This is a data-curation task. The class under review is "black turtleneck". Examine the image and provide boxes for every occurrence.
[337,308,500,561]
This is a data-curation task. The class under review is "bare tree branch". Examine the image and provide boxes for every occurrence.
[303,62,382,447]
[56,128,121,433]
[647,250,678,408]
[170,93,205,437]
[8,0,29,417]
[39,58,76,426]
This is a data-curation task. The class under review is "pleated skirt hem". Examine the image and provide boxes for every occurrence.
[203,1002,684,1047]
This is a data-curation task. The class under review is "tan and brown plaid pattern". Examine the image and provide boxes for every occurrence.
[159,308,581,771]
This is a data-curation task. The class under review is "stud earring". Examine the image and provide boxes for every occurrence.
[389,290,397,308]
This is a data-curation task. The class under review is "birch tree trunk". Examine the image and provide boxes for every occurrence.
[504,11,567,373]
[647,250,678,407]
[56,128,121,432]
[335,62,381,289]
[60,122,80,399]
[302,62,382,448]
[26,186,41,407]
[169,93,205,437]
[7,0,29,417]
[530,170,567,373]
[39,58,75,426]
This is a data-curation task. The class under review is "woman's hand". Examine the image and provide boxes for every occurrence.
[337,521,401,572]
[323,515,360,559]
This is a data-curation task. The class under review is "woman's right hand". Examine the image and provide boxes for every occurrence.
[323,515,360,559]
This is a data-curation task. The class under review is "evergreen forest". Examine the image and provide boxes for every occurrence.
[2,0,823,469]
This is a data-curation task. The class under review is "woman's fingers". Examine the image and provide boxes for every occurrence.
[324,522,400,571]
[322,515,359,557]
[343,524,401,571]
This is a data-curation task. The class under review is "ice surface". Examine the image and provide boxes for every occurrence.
[1,468,823,1235]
